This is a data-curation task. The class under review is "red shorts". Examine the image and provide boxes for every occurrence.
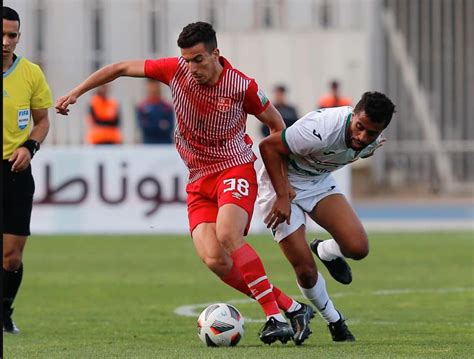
[186,163,257,235]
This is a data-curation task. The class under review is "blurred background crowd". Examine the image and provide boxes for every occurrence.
[9,0,474,202]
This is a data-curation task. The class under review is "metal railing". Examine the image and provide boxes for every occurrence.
[374,0,474,194]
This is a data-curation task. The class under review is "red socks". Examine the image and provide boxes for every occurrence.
[221,262,252,297]
[221,264,295,312]
[271,285,293,312]
[229,244,280,316]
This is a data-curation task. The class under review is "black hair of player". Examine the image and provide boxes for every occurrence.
[274,84,287,93]
[354,91,396,128]
[3,6,20,29]
[177,22,217,53]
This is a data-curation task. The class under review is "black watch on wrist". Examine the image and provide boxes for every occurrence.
[21,139,41,158]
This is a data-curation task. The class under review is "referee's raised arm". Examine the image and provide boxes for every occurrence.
[55,60,145,115]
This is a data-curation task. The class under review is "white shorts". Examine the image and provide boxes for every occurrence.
[257,168,343,243]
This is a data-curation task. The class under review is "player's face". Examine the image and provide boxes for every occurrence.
[348,111,385,151]
[181,42,220,85]
[3,19,20,62]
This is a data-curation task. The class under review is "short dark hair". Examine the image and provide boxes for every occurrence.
[3,6,20,29]
[274,84,287,93]
[354,91,396,128]
[177,22,217,52]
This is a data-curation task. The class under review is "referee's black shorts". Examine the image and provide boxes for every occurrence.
[3,160,35,236]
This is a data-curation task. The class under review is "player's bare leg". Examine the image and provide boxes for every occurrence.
[192,222,233,277]
[278,225,355,342]
[311,194,368,259]
[279,226,318,288]
[276,225,315,344]
[3,234,27,334]
[215,203,293,344]
[214,203,248,252]
[192,221,308,317]
[192,208,293,344]
[308,194,368,284]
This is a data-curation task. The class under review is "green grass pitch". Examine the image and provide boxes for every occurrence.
[3,231,473,358]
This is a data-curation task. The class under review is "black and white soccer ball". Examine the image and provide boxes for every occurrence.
[197,303,244,347]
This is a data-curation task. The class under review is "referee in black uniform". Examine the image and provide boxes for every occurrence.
[3,6,53,333]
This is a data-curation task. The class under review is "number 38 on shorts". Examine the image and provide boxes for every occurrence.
[216,163,257,219]
[219,174,256,226]
[223,178,249,197]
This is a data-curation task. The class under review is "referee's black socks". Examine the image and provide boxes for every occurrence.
[3,263,23,312]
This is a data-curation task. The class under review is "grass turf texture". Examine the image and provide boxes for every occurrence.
[4,231,473,358]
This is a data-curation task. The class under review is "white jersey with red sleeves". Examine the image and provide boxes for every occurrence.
[283,106,385,183]
[144,56,269,183]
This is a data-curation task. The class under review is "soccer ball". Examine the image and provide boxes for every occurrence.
[197,303,244,347]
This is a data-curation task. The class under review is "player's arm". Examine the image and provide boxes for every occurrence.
[255,103,286,134]
[259,130,293,229]
[55,60,145,115]
[9,108,50,172]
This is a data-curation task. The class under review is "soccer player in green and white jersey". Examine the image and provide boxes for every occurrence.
[257,92,396,342]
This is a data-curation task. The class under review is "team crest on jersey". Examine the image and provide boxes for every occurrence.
[217,97,232,112]
[17,109,30,130]
[257,89,268,106]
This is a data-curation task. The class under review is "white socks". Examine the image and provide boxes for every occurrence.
[287,300,302,313]
[268,313,287,323]
[297,272,340,323]
[317,239,344,261]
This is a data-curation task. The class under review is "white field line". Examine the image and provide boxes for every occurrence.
[174,287,473,323]
[361,221,474,232]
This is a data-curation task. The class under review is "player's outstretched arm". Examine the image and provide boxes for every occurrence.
[55,60,145,115]
[259,132,292,229]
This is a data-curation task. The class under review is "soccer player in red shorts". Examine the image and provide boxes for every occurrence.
[56,22,314,345]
